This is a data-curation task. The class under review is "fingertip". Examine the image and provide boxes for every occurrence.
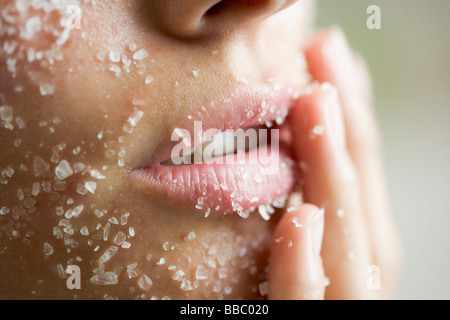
[268,203,325,300]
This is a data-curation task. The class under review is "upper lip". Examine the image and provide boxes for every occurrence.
[134,80,299,168]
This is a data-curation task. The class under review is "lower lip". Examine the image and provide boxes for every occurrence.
[128,143,296,216]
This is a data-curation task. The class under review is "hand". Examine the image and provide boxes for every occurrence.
[268,29,402,300]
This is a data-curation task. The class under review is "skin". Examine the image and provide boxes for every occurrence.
[0,0,401,300]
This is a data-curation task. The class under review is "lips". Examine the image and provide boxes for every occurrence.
[127,81,300,218]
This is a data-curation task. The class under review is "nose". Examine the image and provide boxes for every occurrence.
[151,0,299,38]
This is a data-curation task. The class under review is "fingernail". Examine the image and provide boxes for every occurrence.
[311,208,325,256]
[321,83,346,149]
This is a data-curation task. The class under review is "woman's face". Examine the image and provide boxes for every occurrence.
[0,0,314,299]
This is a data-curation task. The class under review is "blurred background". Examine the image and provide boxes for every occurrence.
[315,0,450,299]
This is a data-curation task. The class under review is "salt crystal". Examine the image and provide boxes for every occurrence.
[109,64,121,74]
[17,189,24,200]
[73,162,85,173]
[133,49,148,60]
[195,265,208,280]
[76,183,87,195]
[156,258,166,265]
[258,281,269,296]
[55,207,64,216]
[39,83,55,96]
[127,269,139,279]
[163,241,170,251]
[43,242,54,256]
[103,222,110,241]
[180,279,193,291]
[72,205,84,218]
[218,267,227,279]
[109,50,121,63]
[0,207,9,216]
[121,242,131,249]
[121,213,130,225]
[108,217,119,225]
[145,75,153,84]
[21,16,41,40]
[123,123,133,133]
[90,272,118,285]
[0,105,13,122]
[129,227,135,237]
[274,236,284,243]
[291,217,303,228]
[129,43,137,52]
[72,146,81,155]
[224,286,232,295]
[127,110,144,127]
[187,231,196,240]
[99,245,119,265]
[272,197,286,208]
[312,125,325,136]
[23,198,36,209]
[258,205,270,221]
[212,281,221,293]
[80,226,89,236]
[172,270,185,280]
[192,69,200,77]
[85,181,97,194]
[55,160,73,180]
[57,264,67,279]
[113,231,127,245]
[33,156,50,177]
[138,274,153,291]
[31,182,40,196]
[127,262,138,270]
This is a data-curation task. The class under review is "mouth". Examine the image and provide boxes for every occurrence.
[127,81,300,219]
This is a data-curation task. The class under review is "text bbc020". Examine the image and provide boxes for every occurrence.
[224,305,269,315]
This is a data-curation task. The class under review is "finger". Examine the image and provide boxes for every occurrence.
[289,85,376,299]
[268,200,325,300]
[305,28,402,297]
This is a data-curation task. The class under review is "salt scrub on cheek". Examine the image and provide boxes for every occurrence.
[0,0,315,299]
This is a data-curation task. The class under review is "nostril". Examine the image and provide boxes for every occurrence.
[204,0,266,16]
[151,0,295,39]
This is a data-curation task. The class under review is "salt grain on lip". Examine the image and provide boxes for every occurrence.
[127,110,144,127]
[133,49,148,61]
[258,205,270,221]
[90,169,106,180]
[312,125,325,136]
[109,50,121,63]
